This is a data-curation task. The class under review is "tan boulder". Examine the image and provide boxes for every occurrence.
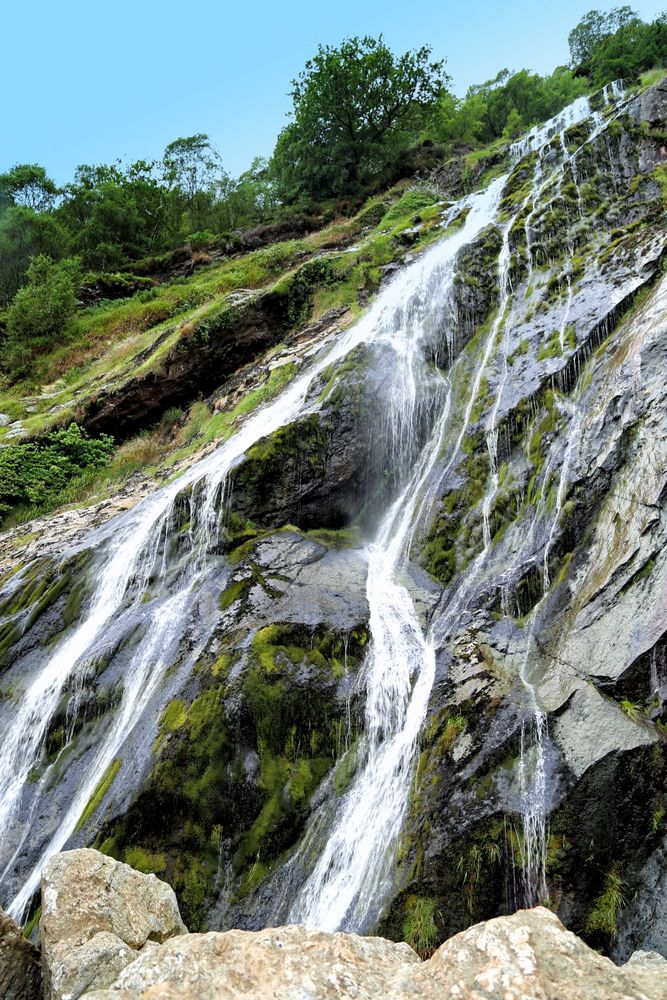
[80,908,667,1000]
[406,907,667,1000]
[79,924,419,1000]
[40,849,186,1000]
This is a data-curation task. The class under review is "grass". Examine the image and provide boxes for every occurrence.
[402,895,440,958]
[585,867,626,939]
[640,66,667,88]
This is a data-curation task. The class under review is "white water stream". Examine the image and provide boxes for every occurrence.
[0,85,623,927]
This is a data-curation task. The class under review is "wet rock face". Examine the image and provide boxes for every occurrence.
[84,528,371,933]
[41,849,186,1000]
[228,343,410,531]
[0,909,42,1000]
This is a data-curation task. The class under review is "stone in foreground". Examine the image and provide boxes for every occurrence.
[40,849,186,1000]
[0,909,42,1000]
[40,850,667,1000]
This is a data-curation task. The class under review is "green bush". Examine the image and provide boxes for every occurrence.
[4,255,80,373]
[0,422,114,520]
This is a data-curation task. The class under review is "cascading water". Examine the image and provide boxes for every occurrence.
[289,87,609,923]
[0,175,507,923]
[0,85,625,930]
[288,178,508,931]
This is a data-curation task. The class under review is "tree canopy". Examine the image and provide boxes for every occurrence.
[273,36,448,201]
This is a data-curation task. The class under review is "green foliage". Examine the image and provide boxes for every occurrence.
[273,35,446,201]
[4,255,80,371]
[585,867,627,938]
[0,423,114,521]
[568,7,637,66]
[0,164,59,212]
[569,8,667,87]
[0,206,70,305]
[620,698,646,722]
[402,895,440,957]
[425,66,588,147]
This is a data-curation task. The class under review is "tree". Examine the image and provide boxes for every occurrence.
[588,15,666,86]
[0,164,59,212]
[4,255,80,374]
[162,134,223,232]
[0,207,70,305]
[273,36,448,201]
[58,161,169,269]
[568,7,637,67]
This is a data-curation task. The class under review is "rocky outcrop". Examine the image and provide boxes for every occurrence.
[38,852,667,1000]
[40,849,186,1000]
[0,909,42,1000]
[80,257,335,440]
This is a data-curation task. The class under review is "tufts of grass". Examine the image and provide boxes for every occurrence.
[402,895,440,958]
[585,867,626,939]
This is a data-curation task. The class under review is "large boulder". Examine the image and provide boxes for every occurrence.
[71,906,666,1000]
[410,907,667,999]
[40,849,187,1000]
[0,909,42,1000]
[78,924,419,1000]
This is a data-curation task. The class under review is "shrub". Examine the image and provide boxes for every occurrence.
[0,422,114,520]
[4,255,80,374]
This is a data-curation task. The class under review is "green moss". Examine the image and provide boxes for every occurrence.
[470,375,490,424]
[22,906,41,940]
[219,577,252,610]
[379,188,439,226]
[161,699,188,732]
[334,739,360,795]
[76,758,121,831]
[508,337,530,365]
[537,330,563,361]
[124,846,167,875]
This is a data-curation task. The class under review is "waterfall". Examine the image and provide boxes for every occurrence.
[0,85,624,930]
[0,176,507,922]
[288,178,508,931]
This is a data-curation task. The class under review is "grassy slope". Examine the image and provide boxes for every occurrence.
[0,182,456,528]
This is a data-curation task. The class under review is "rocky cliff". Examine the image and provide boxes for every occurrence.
[0,80,665,971]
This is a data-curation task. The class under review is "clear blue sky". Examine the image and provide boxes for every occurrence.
[1,0,664,183]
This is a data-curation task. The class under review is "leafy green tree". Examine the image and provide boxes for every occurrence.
[0,207,70,304]
[588,14,667,86]
[58,161,169,269]
[273,36,447,200]
[425,65,587,147]
[4,255,80,373]
[568,7,637,67]
[162,134,224,232]
[0,164,59,212]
